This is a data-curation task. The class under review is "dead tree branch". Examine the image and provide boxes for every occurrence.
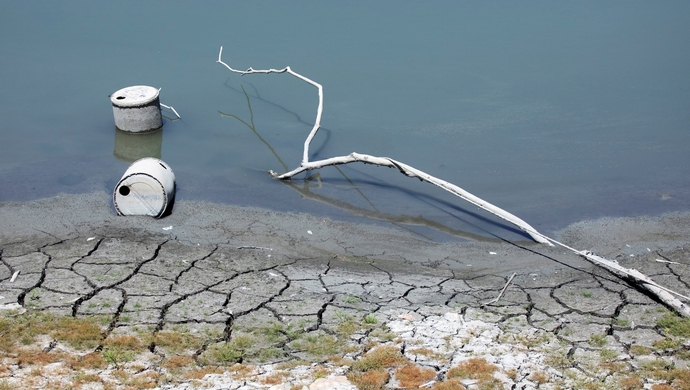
[217,47,690,317]
[217,46,549,245]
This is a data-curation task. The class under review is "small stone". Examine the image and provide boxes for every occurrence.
[309,375,357,390]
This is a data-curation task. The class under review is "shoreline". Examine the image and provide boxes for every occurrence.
[3,191,690,266]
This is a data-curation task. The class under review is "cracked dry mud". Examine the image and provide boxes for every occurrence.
[1,193,690,389]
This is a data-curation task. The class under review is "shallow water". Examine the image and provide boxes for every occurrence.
[1,1,689,242]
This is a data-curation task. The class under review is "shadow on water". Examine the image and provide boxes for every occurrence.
[220,83,535,244]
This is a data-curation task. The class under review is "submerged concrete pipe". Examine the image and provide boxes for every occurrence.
[113,158,176,218]
[111,85,163,133]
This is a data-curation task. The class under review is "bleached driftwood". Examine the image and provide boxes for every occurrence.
[483,273,517,307]
[160,103,181,119]
[217,47,690,317]
[156,88,181,119]
[216,46,548,245]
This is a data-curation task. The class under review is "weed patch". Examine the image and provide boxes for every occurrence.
[103,334,143,352]
[151,331,205,353]
[447,357,501,389]
[430,379,466,389]
[101,347,134,368]
[205,342,245,365]
[350,346,406,373]
[347,369,389,390]
[395,363,436,388]
[618,375,644,390]
[629,345,653,355]
[16,349,64,366]
[182,366,225,380]
[51,316,105,350]
[588,334,607,347]
[657,313,690,338]
[163,355,195,372]
[528,370,550,385]
[290,332,342,358]
[67,352,107,370]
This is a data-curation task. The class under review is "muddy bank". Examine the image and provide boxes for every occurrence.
[2,192,690,276]
[1,192,689,389]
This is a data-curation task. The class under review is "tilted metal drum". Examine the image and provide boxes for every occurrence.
[113,158,175,218]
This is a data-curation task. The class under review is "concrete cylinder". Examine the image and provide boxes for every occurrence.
[113,158,175,218]
[111,86,163,133]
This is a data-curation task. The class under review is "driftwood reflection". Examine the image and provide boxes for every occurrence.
[220,83,510,243]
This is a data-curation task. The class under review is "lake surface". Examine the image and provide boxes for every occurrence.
[1,1,689,242]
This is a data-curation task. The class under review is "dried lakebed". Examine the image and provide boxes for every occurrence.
[1,192,689,389]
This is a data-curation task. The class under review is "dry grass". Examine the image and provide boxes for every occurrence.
[395,363,436,388]
[312,365,330,379]
[0,311,103,353]
[407,347,435,356]
[16,349,64,367]
[182,366,225,380]
[228,363,255,379]
[72,372,103,387]
[639,359,690,389]
[261,372,286,385]
[103,334,143,352]
[629,345,653,355]
[447,357,496,381]
[163,355,195,371]
[127,371,160,389]
[431,379,466,390]
[528,370,550,385]
[51,316,105,350]
[350,346,406,373]
[347,346,407,389]
[618,375,644,390]
[4,306,689,390]
[67,352,107,370]
[150,331,205,353]
[348,369,389,390]
[447,358,501,390]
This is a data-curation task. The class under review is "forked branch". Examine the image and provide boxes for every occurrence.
[217,47,690,317]
[217,46,549,245]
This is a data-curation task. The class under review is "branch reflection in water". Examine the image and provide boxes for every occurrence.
[220,84,521,244]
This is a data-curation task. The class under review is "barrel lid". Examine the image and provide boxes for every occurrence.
[111,85,159,107]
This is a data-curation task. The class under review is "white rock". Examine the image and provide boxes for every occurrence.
[444,312,462,323]
[309,375,357,390]
[387,320,416,333]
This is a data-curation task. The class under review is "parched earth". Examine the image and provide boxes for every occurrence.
[1,193,689,389]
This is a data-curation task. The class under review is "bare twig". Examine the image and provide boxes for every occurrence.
[237,246,273,251]
[217,46,322,165]
[483,273,517,306]
[160,103,181,119]
[656,258,682,265]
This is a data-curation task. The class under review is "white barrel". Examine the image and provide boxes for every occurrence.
[111,86,163,133]
[113,158,175,218]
